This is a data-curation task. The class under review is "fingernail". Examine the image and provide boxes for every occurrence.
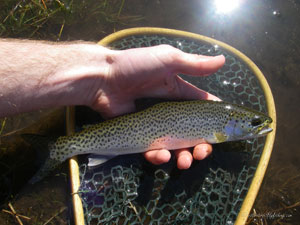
[213,55,226,63]
[185,155,192,167]
[206,93,222,102]
[214,55,225,59]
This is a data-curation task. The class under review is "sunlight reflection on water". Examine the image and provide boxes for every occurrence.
[214,0,242,14]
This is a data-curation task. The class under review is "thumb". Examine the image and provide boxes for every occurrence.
[92,97,136,119]
[175,54,225,76]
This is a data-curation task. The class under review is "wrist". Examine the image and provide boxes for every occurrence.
[44,43,113,108]
[0,39,114,117]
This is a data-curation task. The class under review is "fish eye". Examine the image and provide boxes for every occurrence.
[251,118,262,126]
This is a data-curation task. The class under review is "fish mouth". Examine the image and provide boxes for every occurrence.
[253,117,273,137]
[257,126,273,136]
[243,124,273,139]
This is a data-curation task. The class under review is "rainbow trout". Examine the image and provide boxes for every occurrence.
[27,100,272,183]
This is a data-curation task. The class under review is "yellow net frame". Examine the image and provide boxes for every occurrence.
[68,27,276,225]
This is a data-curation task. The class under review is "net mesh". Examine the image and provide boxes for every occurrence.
[75,34,268,224]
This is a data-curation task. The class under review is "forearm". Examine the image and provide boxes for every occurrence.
[0,39,111,118]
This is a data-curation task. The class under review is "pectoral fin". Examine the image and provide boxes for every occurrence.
[214,132,228,143]
[88,154,116,167]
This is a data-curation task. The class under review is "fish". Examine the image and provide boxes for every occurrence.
[24,100,273,183]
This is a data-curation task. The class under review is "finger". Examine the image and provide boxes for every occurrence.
[174,54,225,76]
[140,74,222,101]
[143,149,171,165]
[174,149,193,169]
[173,75,222,101]
[193,143,213,160]
[92,97,136,118]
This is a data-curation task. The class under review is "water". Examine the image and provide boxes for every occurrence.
[0,0,299,224]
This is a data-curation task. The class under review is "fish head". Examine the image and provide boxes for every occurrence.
[223,105,273,141]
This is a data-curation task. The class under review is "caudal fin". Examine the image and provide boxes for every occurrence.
[28,157,61,184]
[22,134,61,184]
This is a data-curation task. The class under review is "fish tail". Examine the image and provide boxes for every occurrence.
[28,157,61,184]
[22,134,61,184]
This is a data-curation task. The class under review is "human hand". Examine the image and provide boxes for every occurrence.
[0,41,223,170]
[88,45,225,169]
